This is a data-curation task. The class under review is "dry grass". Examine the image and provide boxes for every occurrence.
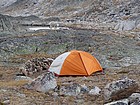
[63,6,77,12]
[0,80,28,87]
[9,52,60,65]
[19,31,48,38]
[0,64,140,105]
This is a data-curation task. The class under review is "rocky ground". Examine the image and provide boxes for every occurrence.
[0,0,140,105]
[0,64,140,105]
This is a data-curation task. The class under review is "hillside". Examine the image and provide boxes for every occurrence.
[0,0,139,21]
[0,0,140,105]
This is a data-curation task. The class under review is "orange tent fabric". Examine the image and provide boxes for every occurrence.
[49,50,102,76]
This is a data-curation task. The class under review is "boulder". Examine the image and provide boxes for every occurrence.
[59,83,81,96]
[88,86,101,95]
[129,93,140,104]
[25,72,57,93]
[104,99,129,105]
[104,78,138,102]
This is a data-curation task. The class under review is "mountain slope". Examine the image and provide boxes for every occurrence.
[0,0,139,23]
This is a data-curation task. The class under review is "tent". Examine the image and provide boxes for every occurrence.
[48,50,102,76]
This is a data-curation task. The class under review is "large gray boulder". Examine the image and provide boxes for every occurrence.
[25,72,57,93]
[104,78,138,102]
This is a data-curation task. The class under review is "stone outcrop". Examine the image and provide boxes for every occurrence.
[104,78,139,102]
[0,14,16,32]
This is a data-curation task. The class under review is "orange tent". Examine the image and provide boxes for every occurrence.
[49,50,102,76]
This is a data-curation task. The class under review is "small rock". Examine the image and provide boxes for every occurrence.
[131,102,140,105]
[0,89,7,92]
[25,72,57,93]
[17,93,26,98]
[52,92,59,101]
[82,76,88,80]
[3,100,10,104]
[52,92,58,97]
[75,99,85,104]
[129,93,140,104]
[104,78,138,102]
[59,83,81,96]
[89,86,101,95]
[81,84,89,93]
[104,99,129,105]
[15,76,32,81]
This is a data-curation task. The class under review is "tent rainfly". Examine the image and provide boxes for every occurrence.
[48,50,102,76]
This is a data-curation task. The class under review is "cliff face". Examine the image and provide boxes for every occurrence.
[0,14,41,35]
[0,14,21,33]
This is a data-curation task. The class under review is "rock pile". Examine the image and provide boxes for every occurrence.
[20,57,53,76]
